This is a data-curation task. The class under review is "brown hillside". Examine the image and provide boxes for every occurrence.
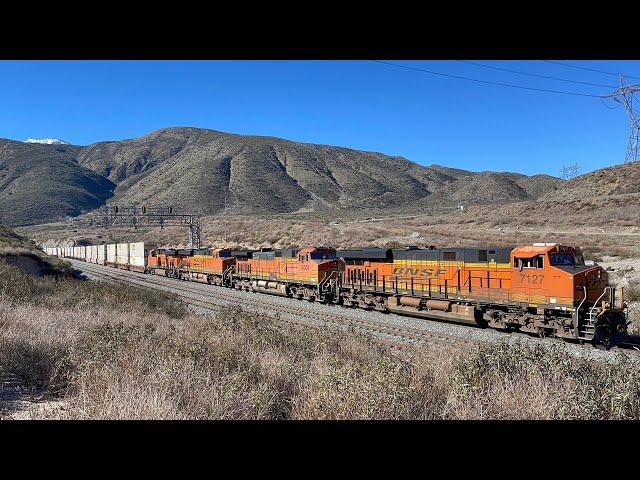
[0,127,562,225]
[0,139,115,226]
[75,127,459,215]
[542,161,640,202]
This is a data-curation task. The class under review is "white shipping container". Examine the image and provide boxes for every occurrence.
[97,244,107,264]
[116,243,130,266]
[107,244,117,264]
[129,242,146,267]
[85,246,93,262]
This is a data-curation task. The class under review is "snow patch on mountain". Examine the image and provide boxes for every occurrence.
[24,138,70,145]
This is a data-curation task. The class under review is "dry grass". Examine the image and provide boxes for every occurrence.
[448,342,640,419]
[2,260,640,420]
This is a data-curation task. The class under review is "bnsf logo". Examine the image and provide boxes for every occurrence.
[392,267,444,277]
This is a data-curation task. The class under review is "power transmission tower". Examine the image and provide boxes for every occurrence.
[560,162,581,180]
[605,75,640,163]
[69,206,203,248]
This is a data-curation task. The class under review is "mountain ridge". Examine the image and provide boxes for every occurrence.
[1,127,565,226]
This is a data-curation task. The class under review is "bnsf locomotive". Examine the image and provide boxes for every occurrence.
[46,242,628,347]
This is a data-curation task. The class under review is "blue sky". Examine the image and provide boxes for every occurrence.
[1,60,638,176]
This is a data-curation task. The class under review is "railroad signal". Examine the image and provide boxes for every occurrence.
[69,205,201,248]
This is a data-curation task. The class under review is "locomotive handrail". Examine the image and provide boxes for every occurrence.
[584,287,612,337]
[590,287,610,313]
[577,285,587,313]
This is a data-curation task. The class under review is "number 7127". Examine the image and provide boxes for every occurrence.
[520,274,544,284]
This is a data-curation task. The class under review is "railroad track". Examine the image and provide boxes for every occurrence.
[69,260,640,363]
[71,260,477,354]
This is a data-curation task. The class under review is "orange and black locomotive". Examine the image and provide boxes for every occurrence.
[336,243,627,346]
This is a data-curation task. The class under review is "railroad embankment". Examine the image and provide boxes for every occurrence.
[0,225,74,277]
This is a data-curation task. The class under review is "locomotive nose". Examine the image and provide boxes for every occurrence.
[573,266,608,303]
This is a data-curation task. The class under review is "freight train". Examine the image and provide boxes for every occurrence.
[44,242,629,348]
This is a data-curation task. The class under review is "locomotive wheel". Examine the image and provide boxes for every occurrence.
[594,325,612,350]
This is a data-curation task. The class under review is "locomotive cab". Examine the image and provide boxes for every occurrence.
[297,247,345,282]
[511,243,627,343]
[510,243,612,307]
[212,248,236,276]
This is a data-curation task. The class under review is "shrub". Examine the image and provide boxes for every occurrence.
[624,283,640,302]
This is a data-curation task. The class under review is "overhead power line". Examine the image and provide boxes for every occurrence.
[457,60,617,89]
[372,60,606,98]
[543,60,640,81]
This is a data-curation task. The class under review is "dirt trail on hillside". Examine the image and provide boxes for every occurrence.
[0,380,67,420]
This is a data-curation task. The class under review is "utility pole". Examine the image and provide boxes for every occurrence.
[605,75,640,163]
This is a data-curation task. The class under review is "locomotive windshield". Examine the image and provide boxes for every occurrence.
[550,252,585,266]
[310,250,336,260]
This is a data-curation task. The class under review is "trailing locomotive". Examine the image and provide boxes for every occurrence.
[45,241,629,347]
[232,247,343,302]
[148,247,235,285]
